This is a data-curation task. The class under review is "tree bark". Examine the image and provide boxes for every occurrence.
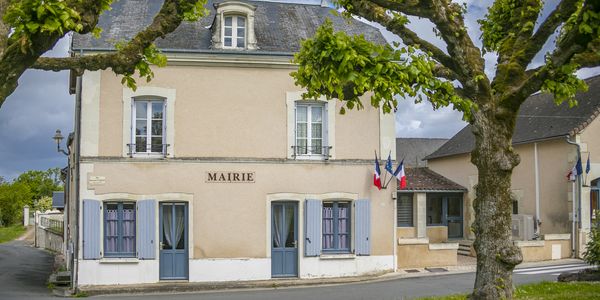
[470,104,523,299]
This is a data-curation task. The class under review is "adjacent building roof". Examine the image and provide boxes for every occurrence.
[71,0,387,54]
[400,167,466,191]
[52,191,65,209]
[426,75,600,160]
[396,138,448,167]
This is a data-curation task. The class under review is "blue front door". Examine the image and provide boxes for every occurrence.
[271,202,298,277]
[159,202,188,280]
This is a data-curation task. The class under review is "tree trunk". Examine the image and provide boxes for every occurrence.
[469,107,523,299]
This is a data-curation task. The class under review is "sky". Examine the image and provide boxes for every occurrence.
[0,0,599,180]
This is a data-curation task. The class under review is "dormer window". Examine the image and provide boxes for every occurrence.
[212,1,257,50]
[223,15,246,49]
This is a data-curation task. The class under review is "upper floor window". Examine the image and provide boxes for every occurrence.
[294,102,329,158]
[223,15,246,49]
[131,99,166,156]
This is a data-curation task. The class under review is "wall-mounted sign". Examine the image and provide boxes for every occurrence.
[206,171,255,183]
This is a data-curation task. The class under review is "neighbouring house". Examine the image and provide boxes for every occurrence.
[63,0,399,288]
[396,138,448,167]
[423,74,600,261]
[52,191,65,211]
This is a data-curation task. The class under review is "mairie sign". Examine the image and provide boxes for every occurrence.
[206,171,255,183]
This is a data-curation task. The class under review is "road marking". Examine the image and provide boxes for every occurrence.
[514,263,585,273]
[515,265,594,275]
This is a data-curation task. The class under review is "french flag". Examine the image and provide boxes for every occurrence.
[374,154,382,190]
[394,160,407,189]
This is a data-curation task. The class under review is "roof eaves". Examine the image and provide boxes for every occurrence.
[570,106,600,136]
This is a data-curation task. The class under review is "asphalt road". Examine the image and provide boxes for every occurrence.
[0,240,54,300]
[0,239,590,300]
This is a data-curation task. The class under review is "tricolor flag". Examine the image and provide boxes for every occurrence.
[374,154,382,190]
[394,159,407,189]
[567,157,584,181]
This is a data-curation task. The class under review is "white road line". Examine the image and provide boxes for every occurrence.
[516,265,594,275]
[514,263,586,273]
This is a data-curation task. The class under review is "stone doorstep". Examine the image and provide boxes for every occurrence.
[78,270,393,296]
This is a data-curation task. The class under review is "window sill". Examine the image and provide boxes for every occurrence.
[319,253,355,260]
[99,258,139,264]
[293,155,328,161]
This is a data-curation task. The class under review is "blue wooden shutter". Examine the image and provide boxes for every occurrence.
[304,199,322,257]
[137,199,156,259]
[83,199,101,259]
[354,199,371,256]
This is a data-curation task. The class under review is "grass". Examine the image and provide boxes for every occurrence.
[419,281,600,299]
[0,224,26,243]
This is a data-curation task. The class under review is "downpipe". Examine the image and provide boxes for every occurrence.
[565,135,581,258]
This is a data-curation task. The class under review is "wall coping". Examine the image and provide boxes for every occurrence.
[429,243,459,250]
[398,238,429,245]
[544,234,571,241]
[514,240,545,247]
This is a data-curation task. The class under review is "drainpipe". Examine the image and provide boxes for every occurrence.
[565,135,581,258]
[72,73,82,291]
[534,143,541,238]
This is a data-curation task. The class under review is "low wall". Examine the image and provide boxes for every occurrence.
[426,226,448,243]
[35,212,64,253]
[516,234,572,262]
[397,238,458,268]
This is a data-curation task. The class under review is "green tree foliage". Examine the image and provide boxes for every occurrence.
[0,0,209,107]
[293,0,600,299]
[0,168,61,226]
[0,182,32,226]
[583,211,600,266]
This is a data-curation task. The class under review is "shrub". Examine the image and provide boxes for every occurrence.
[583,210,600,266]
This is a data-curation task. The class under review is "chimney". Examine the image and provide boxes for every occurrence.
[321,0,332,8]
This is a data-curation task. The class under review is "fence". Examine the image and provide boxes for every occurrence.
[36,212,64,253]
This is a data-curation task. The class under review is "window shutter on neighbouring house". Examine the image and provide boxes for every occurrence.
[83,199,101,259]
[137,199,156,260]
[304,199,322,257]
[354,199,371,256]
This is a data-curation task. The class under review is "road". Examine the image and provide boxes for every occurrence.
[0,240,54,300]
[99,264,585,300]
[0,239,593,300]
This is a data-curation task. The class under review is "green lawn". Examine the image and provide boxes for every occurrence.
[0,225,26,243]
[420,281,600,300]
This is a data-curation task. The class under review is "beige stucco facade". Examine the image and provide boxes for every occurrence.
[427,118,600,257]
[72,55,399,285]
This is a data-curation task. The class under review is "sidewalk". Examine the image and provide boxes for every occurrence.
[78,258,585,296]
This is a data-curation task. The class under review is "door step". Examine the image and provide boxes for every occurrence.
[457,241,474,257]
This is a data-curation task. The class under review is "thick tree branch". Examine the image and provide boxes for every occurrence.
[0,0,10,57]
[342,0,463,82]
[360,0,490,99]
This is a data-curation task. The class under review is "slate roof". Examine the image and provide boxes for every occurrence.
[400,167,466,191]
[396,138,448,167]
[52,191,65,209]
[426,75,600,160]
[71,0,387,54]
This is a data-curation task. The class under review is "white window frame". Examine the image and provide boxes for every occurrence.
[295,102,327,159]
[222,15,246,49]
[131,99,167,156]
[122,86,176,158]
[286,91,336,160]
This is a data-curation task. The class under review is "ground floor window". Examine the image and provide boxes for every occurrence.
[426,194,463,239]
[397,193,413,227]
[322,202,351,253]
[104,202,136,257]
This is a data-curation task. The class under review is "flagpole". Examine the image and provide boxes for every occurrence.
[381,150,390,189]
[384,155,406,189]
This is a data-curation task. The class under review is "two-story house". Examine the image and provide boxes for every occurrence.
[63,0,398,287]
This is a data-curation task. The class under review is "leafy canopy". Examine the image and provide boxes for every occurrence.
[291,20,474,119]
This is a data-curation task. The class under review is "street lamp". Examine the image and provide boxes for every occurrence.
[52,129,69,156]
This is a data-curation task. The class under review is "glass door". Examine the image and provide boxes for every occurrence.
[271,202,298,277]
[446,196,463,239]
[159,203,188,280]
